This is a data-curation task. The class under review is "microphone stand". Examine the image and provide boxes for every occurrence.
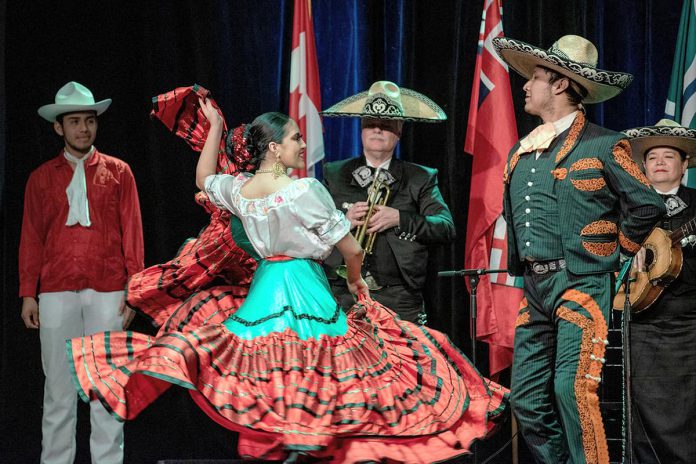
[437,268,508,373]
[438,268,507,464]
[617,261,634,464]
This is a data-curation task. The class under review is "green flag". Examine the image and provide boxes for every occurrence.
[665,0,696,186]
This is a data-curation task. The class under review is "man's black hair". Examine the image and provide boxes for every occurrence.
[539,66,588,106]
[54,110,98,124]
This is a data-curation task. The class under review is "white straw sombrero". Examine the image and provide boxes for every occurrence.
[492,35,633,104]
[322,80,446,122]
[623,119,696,167]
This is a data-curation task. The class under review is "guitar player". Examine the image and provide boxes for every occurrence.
[624,119,696,464]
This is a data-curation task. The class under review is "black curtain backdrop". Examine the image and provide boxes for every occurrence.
[0,1,681,462]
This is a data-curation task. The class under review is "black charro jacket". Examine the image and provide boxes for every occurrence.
[322,156,455,289]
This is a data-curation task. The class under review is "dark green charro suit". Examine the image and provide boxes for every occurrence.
[503,112,665,463]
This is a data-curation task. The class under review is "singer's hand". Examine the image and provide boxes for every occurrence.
[631,247,647,272]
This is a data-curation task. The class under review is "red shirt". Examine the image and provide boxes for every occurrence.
[19,149,144,298]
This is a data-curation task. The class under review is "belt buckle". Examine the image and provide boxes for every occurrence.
[532,262,549,275]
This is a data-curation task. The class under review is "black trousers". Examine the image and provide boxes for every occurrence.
[631,291,696,464]
[330,283,426,324]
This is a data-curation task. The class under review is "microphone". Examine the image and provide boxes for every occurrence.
[437,270,467,277]
[437,268,508,277]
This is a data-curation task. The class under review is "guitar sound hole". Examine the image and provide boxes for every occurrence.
[645,248,655,268]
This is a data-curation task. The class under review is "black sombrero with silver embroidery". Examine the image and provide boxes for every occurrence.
[321,80,447,122]
[492,35,633,104]
[623,119,696,167]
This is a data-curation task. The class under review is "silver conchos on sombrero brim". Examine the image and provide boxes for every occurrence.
[321,80,447,122]
[492,35,633,104]
[623,119,696,167]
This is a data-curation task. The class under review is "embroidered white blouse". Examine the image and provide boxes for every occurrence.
[204,173,350,260]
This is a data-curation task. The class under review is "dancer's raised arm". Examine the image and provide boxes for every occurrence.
[196,97,224,189]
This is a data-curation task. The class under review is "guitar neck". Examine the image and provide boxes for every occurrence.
[671,216,696,244]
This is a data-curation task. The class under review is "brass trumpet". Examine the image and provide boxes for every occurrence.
[336,169,391,283]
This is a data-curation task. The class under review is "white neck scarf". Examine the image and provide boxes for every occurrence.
[63,147,94,227]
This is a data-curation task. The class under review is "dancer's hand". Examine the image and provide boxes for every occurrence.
[348,277,370,299]
[198,97,223,129]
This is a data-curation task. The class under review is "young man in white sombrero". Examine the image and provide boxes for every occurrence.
[623,119,696,463]
[492,35,665,463]
[321,81,455,324]
[19,82,144,463]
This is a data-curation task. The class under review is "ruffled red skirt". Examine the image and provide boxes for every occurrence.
[126,194,256,330]
[69,292,506,463]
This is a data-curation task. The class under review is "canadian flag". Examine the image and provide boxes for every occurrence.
[289,0,324,178]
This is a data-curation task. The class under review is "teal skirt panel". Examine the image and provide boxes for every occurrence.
[223,258,348,340]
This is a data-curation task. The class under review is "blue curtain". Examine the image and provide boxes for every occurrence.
[313,0,370,163]
[313,0,410,163]
[211,0,291,125]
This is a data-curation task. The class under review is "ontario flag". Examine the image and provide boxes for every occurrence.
[289,0,324,178]
[464,0,523,376]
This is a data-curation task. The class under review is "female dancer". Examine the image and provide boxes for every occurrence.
[68,89,506,463]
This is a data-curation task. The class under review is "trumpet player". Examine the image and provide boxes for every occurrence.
[321,81,455,324]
